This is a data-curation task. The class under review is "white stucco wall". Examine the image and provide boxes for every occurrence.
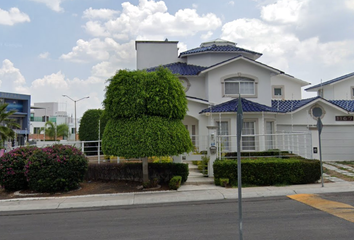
[271,75,303,100]
[331,76,354,100]
[312,76,354,100]
[184,76,206,100]
[136,41,180,70]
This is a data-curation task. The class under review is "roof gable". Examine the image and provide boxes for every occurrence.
[200,98,281,114]
[271,96,350,113]
[306,72,354,91]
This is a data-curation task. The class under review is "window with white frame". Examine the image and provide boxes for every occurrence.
[224,77,255,96]
[242,121,256,151]
[351,87,354,99]
[272,85,284,98]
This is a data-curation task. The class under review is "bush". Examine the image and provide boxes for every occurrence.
[169,176,182,190]
[25,145,88,193]
[85,162,189,183]
[213,158,320,186]
[220,178,229,187]
[150,156,173,163]
[0,146,38,191]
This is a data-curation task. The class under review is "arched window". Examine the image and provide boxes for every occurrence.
[224,77,255,95]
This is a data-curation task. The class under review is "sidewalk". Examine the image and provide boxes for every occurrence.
[1,162,354,212]
[1,181,354,212]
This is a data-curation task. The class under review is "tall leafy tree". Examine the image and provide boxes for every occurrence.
[102,67,193,183]
[0,103,20,146]
[78,109,103,141]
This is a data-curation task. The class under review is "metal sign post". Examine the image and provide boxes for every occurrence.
[236,95,243,240]
[317,117,324,187]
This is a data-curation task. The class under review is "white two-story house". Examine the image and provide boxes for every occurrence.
[136,39,354,161]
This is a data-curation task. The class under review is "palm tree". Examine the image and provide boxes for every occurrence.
[41,121,69,141]
[0,103,21,147]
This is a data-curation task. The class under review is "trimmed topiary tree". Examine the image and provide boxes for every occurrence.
[25,145,88,193]
[102,67,193,183]
[79,109,104,141]
[0,146,38,191]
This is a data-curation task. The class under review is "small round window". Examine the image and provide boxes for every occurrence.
[312,107,322,118]
[310,105,325,119]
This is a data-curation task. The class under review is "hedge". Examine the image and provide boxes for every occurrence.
[102,116,193,158]
[224,150,292,158]
[85,162,189,183]
[213,158,321,186]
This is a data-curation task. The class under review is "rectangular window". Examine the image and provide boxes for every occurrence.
[242,122,255,151]
[34,127,41,134]
[191,125,196,147]
[272,86,284,98]
[274,88,282,96]
[224,78,255,95]
[72,128,75,134]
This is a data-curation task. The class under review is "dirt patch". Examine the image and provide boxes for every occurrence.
[0,180,171,200]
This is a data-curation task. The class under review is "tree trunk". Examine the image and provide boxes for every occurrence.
[142,157,149,183]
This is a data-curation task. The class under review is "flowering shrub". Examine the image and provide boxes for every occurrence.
[25,145,88,193]
[0,146,38,191]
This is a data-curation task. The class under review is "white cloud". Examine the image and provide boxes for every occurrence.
[201,31,213,40]
[0,8,30,26]
[228,1,235,6]
[31,72,105,117]
[345,0,354,10]
[60,38,112,63]
[261,0,308,24]
[38,52,50,59]
[60,38,135,65]
[0,59,28,93]
[83,7,120,19]
[192,4,198,9]
[83,0,221,40]
[30,0,65,12]
[0,60,106,117]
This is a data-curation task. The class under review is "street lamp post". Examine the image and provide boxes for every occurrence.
[62,95,89,141]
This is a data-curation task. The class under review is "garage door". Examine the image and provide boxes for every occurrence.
[321,126,354,161]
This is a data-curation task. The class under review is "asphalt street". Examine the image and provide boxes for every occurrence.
[1,194,354,240]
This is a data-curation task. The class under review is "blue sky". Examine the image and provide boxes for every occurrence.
[1,0,354,117]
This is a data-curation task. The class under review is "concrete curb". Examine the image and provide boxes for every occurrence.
[1,182,354,212]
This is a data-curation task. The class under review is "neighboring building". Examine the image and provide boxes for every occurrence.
[136,39,354,161]
[29,102,76,141]
[0,91,31,146]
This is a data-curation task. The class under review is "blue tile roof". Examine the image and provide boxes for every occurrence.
[200,55,284,74]
[146,62,208,76]
[200,97,354,114]
[271,97,320,112]
[199,98,282,114]
[179,44,262,57]
[328,100,354,112]
[306,72,354,90]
